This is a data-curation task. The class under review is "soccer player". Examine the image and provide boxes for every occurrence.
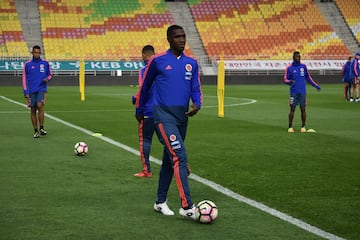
[133,45,156,178]
[22,45,53,138]
[342,56,353,101]
[349,52,360,102]
[136,25,202,219]
[284,51,320,133]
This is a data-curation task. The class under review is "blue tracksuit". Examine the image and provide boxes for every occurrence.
[136,49,202,208]
[133,59,156,173]
[284,61,320,94]
[349,57,360,82]
[22,57,52,95]
[342,60,352,83]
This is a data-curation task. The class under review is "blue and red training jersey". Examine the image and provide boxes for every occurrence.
[349,57,360,80]
[22,57,52,95]
[136,49,202,116]
[284,61,320,94]
[133,59,154,118]
[342,60,353,83]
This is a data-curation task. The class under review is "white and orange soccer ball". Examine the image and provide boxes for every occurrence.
[74,142,88,156]
[195,200,218,223]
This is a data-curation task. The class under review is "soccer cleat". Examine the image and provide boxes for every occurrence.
[350,98,354,102]
[33,132,40,138]
[134,171,152,178]
[287,127,295,133]
[179,205,197,220]
[153,201,174,216]
[40,129,47,135]
[300,127,307,133]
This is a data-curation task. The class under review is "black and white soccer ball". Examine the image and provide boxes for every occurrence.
[74,142,88,156]
[195,200,218,223]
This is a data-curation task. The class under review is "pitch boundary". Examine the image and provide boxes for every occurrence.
[0,95,344,240]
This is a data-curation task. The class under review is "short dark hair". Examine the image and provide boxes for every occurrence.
[167,25,183,39]
[142,45,155,55]
[32,45,41,51]
[293,51,300,57]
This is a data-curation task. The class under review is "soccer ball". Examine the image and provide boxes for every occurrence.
[74,142,88,156]
[195,200,218,223]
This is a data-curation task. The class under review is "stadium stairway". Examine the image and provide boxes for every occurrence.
[314,0,359,54]
[14,0,43,56]
[166,1,206,58]
[166,1,217,75]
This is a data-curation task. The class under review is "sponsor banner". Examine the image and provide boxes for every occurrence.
[1,60,347,71]
[224,60,346,70]
[0,60,144,71]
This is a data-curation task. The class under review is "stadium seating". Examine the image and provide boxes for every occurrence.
[39,0,194,61]
[1,0,356,61]
[189,0,352,60]
[0,0,29,58]
[335,0,360,45]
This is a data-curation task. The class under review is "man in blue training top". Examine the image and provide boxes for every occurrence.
[22,45,53,138]
[133,45,156,178]
[136,25,202,220]
[284,51,320,133]
[342,56,353,101]
[349,52,360,102]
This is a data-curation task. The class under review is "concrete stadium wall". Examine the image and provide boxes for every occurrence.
[0,74,342,86]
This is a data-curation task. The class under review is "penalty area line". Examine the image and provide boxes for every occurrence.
[1,95,345,240]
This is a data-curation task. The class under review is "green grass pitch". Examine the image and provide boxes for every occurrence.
[0,84,359,240]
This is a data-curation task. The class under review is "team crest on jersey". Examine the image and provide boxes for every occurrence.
[185,64,192,80]
[300,67,305,76]
[185,64,192,72]
[40,64,45,72]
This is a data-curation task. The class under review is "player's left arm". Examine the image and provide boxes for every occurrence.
[44,61,53,83]
[305,65,320,91]
[187,62,202,117]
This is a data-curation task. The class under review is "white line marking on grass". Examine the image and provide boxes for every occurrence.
[202,97,257,108]
[0,111,28,114]
[1,95,345,240]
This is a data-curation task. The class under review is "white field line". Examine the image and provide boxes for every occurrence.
[0,95,345,240]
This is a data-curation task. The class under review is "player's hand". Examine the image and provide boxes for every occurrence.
[135,114,144,123]
[290,80,295,85]
[186,104,199,117]
[131,96,136,105]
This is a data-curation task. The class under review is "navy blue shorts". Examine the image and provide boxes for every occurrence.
[29,92,46,108]
[289,94,306,107]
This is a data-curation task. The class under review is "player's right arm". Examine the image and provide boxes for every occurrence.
[135,56,156,119]
[22,61,29,97]
[283,65,294,85]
